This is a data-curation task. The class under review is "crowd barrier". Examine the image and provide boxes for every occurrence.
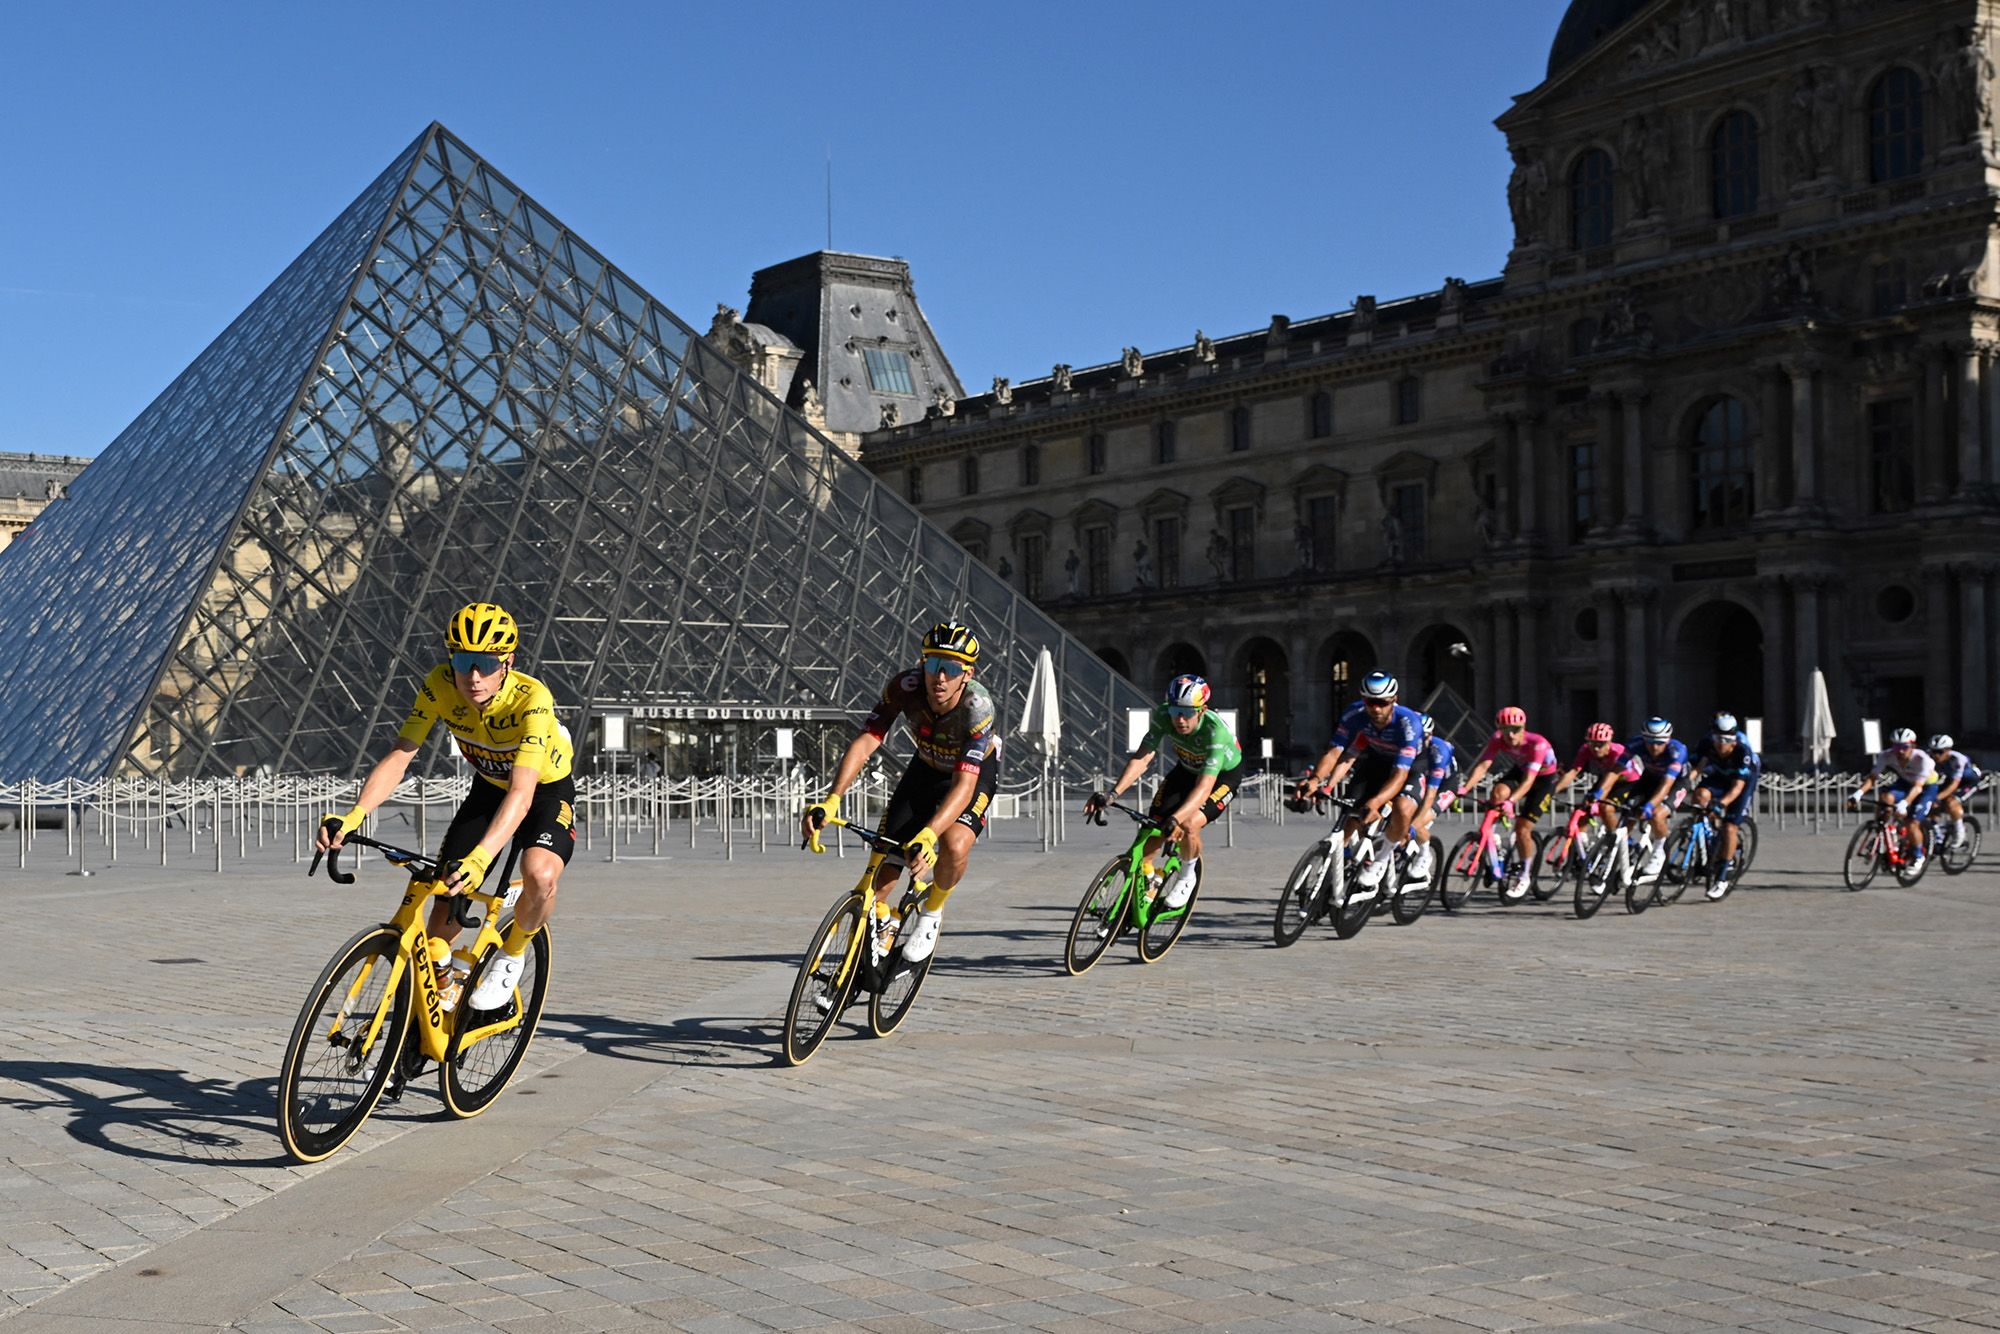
[0,767,1987,875]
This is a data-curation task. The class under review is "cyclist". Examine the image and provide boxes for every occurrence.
[1551,722,1632,832]
[1293,671,1424,887]
[1086,675,1242,909]
[1458,706,1559,899]
[1687,713,1761,899]
[799,620,1000,965]
[1621,717,1689,881]
[1853,728,1935,873]
[317,603,575,1012]
[1929,733,1985,852]
[1404,714,1458,880]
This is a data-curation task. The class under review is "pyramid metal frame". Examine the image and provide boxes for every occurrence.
[0,124,1145,783]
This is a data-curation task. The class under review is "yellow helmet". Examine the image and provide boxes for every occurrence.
[921,618,980,665]
[445,602,519,655]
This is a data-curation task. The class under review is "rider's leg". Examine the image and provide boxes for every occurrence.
[902,822,975,962]
[1162,811,1209,907]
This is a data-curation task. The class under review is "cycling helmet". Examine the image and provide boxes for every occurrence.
[1495,706,1527,728]
[1642,716,1674,741]
[1585,722,1615,744]
[921,619,980,665]
[1889,727,1917,747]
[446,602,519,655]
[1360,671,1399,701]
[1420,713,1436,741]
[1713,711,1738,734]
[1929,733,1956,751]
[1165,674,1211,709]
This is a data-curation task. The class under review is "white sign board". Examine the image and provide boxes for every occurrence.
[1861,718,1882,755]
[601,714,628,752]
[1260,737,1275,759]
[775,727,795,760]
[1745,717,1763,752]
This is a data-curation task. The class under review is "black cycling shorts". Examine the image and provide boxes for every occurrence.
[878,756,1002,846]
[1150,762,1243,824]
[1499,768,1557,822]
[439,775,577,883]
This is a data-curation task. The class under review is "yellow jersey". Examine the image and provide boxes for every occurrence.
[396,665,573,788]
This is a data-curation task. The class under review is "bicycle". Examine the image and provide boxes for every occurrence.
[1439,800,1541,912]
[781,813,936,1067]
[1572,798,1650,919]
[278,834,551,1163]
[1842,804,1930,890]
[1066,800,1203,974]
[1538,800,1603,898]
[1273,797,1430,945]
[1655,807,1741,905]
[1924,810,1983,876]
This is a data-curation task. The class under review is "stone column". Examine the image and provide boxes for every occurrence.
[1757,365,1787,513]
[1758,576,1792,750]
[1495,600,1520,709]
[1920,347,1951,504]
[1786,358,1820,510]
[1619,392,1648,532]
[1474,607,1497,719]
[1985,349,2000,490]
[1958,344,1986,494]
[1594,589,1620,723]
[1922,567,1954,724]
[1959,565,1991,735]
[1513,415,1541,544]
[1618,586,1655,720]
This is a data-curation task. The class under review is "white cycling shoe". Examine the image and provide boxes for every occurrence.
[1405,843,1434,880]
[468,950,524,1010]
[899,908,943,962]
[1163,861,1199,909]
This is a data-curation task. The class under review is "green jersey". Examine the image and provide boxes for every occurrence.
[1137,704,1243,775]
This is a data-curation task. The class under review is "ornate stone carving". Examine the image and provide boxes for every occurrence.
[1192,330,1216,363]
[929,385,955,418]
[991,376,1012,405]
[1267,314,1291,346]
[1702,0,1737,49]
[1440,276,1468,314]
[799,378,822,416]
[1593,289,1652,350]
[1379,508,1405,567]
[1785,65,1845,185]
[1507,147,1548,245]
[879,402,900,429]
[1764,244,1819,316]
[1352,295,1378,331]
[1620,112,1670,219]
[1936,24,1996,149]
[1051,363,1073,391]
[1120,346,1144,379]
[1133,539,1154,589]
[1204,527,1229,582]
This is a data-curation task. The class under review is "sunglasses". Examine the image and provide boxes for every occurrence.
[922,655,969,679]
[1363,698,1395,709]
[1168,704,1203,720]
[1499,725,1524,734]
[451,650,506,676]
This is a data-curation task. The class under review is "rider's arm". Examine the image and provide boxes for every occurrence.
[1551,767,1579,796]
[1171,771,1219,828]
[825,729,884,797]
[1103,751,1155,802]
[319,739,420,850]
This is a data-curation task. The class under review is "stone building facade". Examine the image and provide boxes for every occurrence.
[0,452,90,553]
[852,0,2000,769]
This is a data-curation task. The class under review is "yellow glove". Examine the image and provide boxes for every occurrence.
[444,845,495,894]
[320,806,365,845]
[802,793,841,853]
[902,826,940,875]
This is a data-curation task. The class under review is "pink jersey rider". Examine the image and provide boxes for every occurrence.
[1476,730,1557,779]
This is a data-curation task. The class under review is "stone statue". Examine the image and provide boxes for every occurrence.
[930,384,956,418]
[1292,522,1315,574]
[1380,508,1404,566]
[1766,244,1817,312]
[1051,363,1073,391]
[1193,330,1216,363]
[1787,66,1843,182]
[1268,314,1291,346]
[1352,295,1377,331]
[1205,528,1229,581]
[991,376,1012,405]
[1599,289,1639,345]
[1133,540,1154,589]
[1621,113,1669,218]
[799,378,822,415]
[1121,346,1145,379]
[1703,0,1735,48]
[1777,0,1826,26]
[1507,146,1548,245]
[1938,25,1996,148]
[1473,499,1497,550]
[995,555,1013,581]
[707,303,740,339]
[44,478,63,501]
[1439,277,1467,315]
[1063,547,1082,596]
[879,402,900,429]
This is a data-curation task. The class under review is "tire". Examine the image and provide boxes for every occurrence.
[1736,817,1760,876]
[1573,840,1616,920]
[1391,847,1437,924]
[1065,857,1132,975]
[869,894,933,1037]
[1438,831,1483,913]
[278,926,413,1163]
[440,921,552,1117]
[1624,839,1657,914]
[782,893,864,1066]
[1941,816,1982,876]
[1528,831,1560,901]
[1330,853,1375,940]
[1137,859,1202,962]
[1654,826,1698,906]
[1895,834,1929,886]
[1842,821,1882,891]
[1273,844,1331,947]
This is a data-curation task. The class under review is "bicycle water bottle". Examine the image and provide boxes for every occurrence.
[427,937,464,1011]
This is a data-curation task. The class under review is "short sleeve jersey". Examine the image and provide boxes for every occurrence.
[1936,749,1985,787]
[1623,737,1689,781]
[1476,730,1558,778]
[397,665,572,789]
[862,670,1000,775]
[1568,741,1630,778]
[1137,704,1243,775]
[1328,701,1425,771]
[1692,734,1761,783]
[1421,737,1458,790]
[1871,747,1937,786]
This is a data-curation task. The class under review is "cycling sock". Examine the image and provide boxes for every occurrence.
[922,882,954,913]
[500,921,533,956]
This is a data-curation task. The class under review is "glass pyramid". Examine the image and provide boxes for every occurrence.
[0,124,1144,782]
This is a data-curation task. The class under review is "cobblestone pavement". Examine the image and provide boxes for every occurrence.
[3,811,1998,1331]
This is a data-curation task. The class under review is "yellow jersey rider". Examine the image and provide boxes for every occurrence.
[799,620,1000,964]
[316,603,575,1011]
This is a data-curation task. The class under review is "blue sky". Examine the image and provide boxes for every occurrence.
[1,1,1572,457]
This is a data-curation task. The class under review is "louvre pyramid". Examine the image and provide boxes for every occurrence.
[0,124,1143,781]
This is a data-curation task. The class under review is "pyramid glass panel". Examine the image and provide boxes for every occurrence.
[0,124,1145,782]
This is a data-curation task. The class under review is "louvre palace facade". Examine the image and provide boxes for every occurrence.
[842,0,2000,769]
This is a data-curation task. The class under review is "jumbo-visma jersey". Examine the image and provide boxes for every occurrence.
[396,665,573,788]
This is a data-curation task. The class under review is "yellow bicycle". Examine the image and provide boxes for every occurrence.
[781,814,934,1066]
[277,833,551,1162]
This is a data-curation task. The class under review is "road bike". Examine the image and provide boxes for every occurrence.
[1924,810,1982,876]
[278,834,551,1163]
[1273,797,1434,945]
[1655,807,1751,905]
[1842,804,1930,890]
[1571,798,1651,919]
[781,814,936,1066]
[1439,801,1542,912]
[1066,800,1203,974]
[1538,799,1605,897]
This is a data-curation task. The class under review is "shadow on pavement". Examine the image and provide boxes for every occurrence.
[540,1011,779,1069]
[0,1060,291,1165]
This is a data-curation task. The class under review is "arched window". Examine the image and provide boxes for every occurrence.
[1869,67,1925,183]
[1689,396,1754,529]
[1570,148,1615,249]
[1711,111,1760,218]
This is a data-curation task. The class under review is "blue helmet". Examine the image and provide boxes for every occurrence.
[1360,671,1399,701]
[1642,716,1674,741]
[1420,712,1435,740]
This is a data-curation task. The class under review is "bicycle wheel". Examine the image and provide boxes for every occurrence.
[1842,821,1882,891]
[1654,827,1697,906]
[1624,838,1657,914]
[1573,841,1616,920]
[1391,847,1437,924]
[782,892,864,1065]
[1736,817,1760,875]
[1941,816,1981,875]
[870,894,934,1036]
[439,922,552,1117]
[1528,832,1559,901]
[1137,860,1203,962]
[278,926,413,1163]
[1273,844,1331,946]
[1065,857,1132,975]
[1330,854,1375,940]
[1437,831,1483,913]
[1895,832,1929,886]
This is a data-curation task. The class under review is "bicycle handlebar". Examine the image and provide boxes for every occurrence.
[310,830,443,886]
[800,811,907,864]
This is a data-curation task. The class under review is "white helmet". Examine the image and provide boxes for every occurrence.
[1929,733,1956,751]
[1889,727,1917,746]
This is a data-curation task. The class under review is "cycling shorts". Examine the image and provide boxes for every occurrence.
[1150,761,1242,825]
[879,753,1001,846]
[439,774,577,879]
[1698,775,1757,825]
[1884,780,1936,821]
[1499,767,1557,822]
[1352,751,1416,806]
[1947,775,1986,804]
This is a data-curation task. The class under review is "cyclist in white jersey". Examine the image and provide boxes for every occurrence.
[1852,727,1936,872]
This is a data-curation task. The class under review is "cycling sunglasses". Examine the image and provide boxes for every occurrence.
[450,650,506,676]
[922,654,969,679]
[1167,704,1203,720]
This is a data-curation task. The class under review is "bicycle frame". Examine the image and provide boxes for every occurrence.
[1097,801,1189,933]
[806,814,926,997]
